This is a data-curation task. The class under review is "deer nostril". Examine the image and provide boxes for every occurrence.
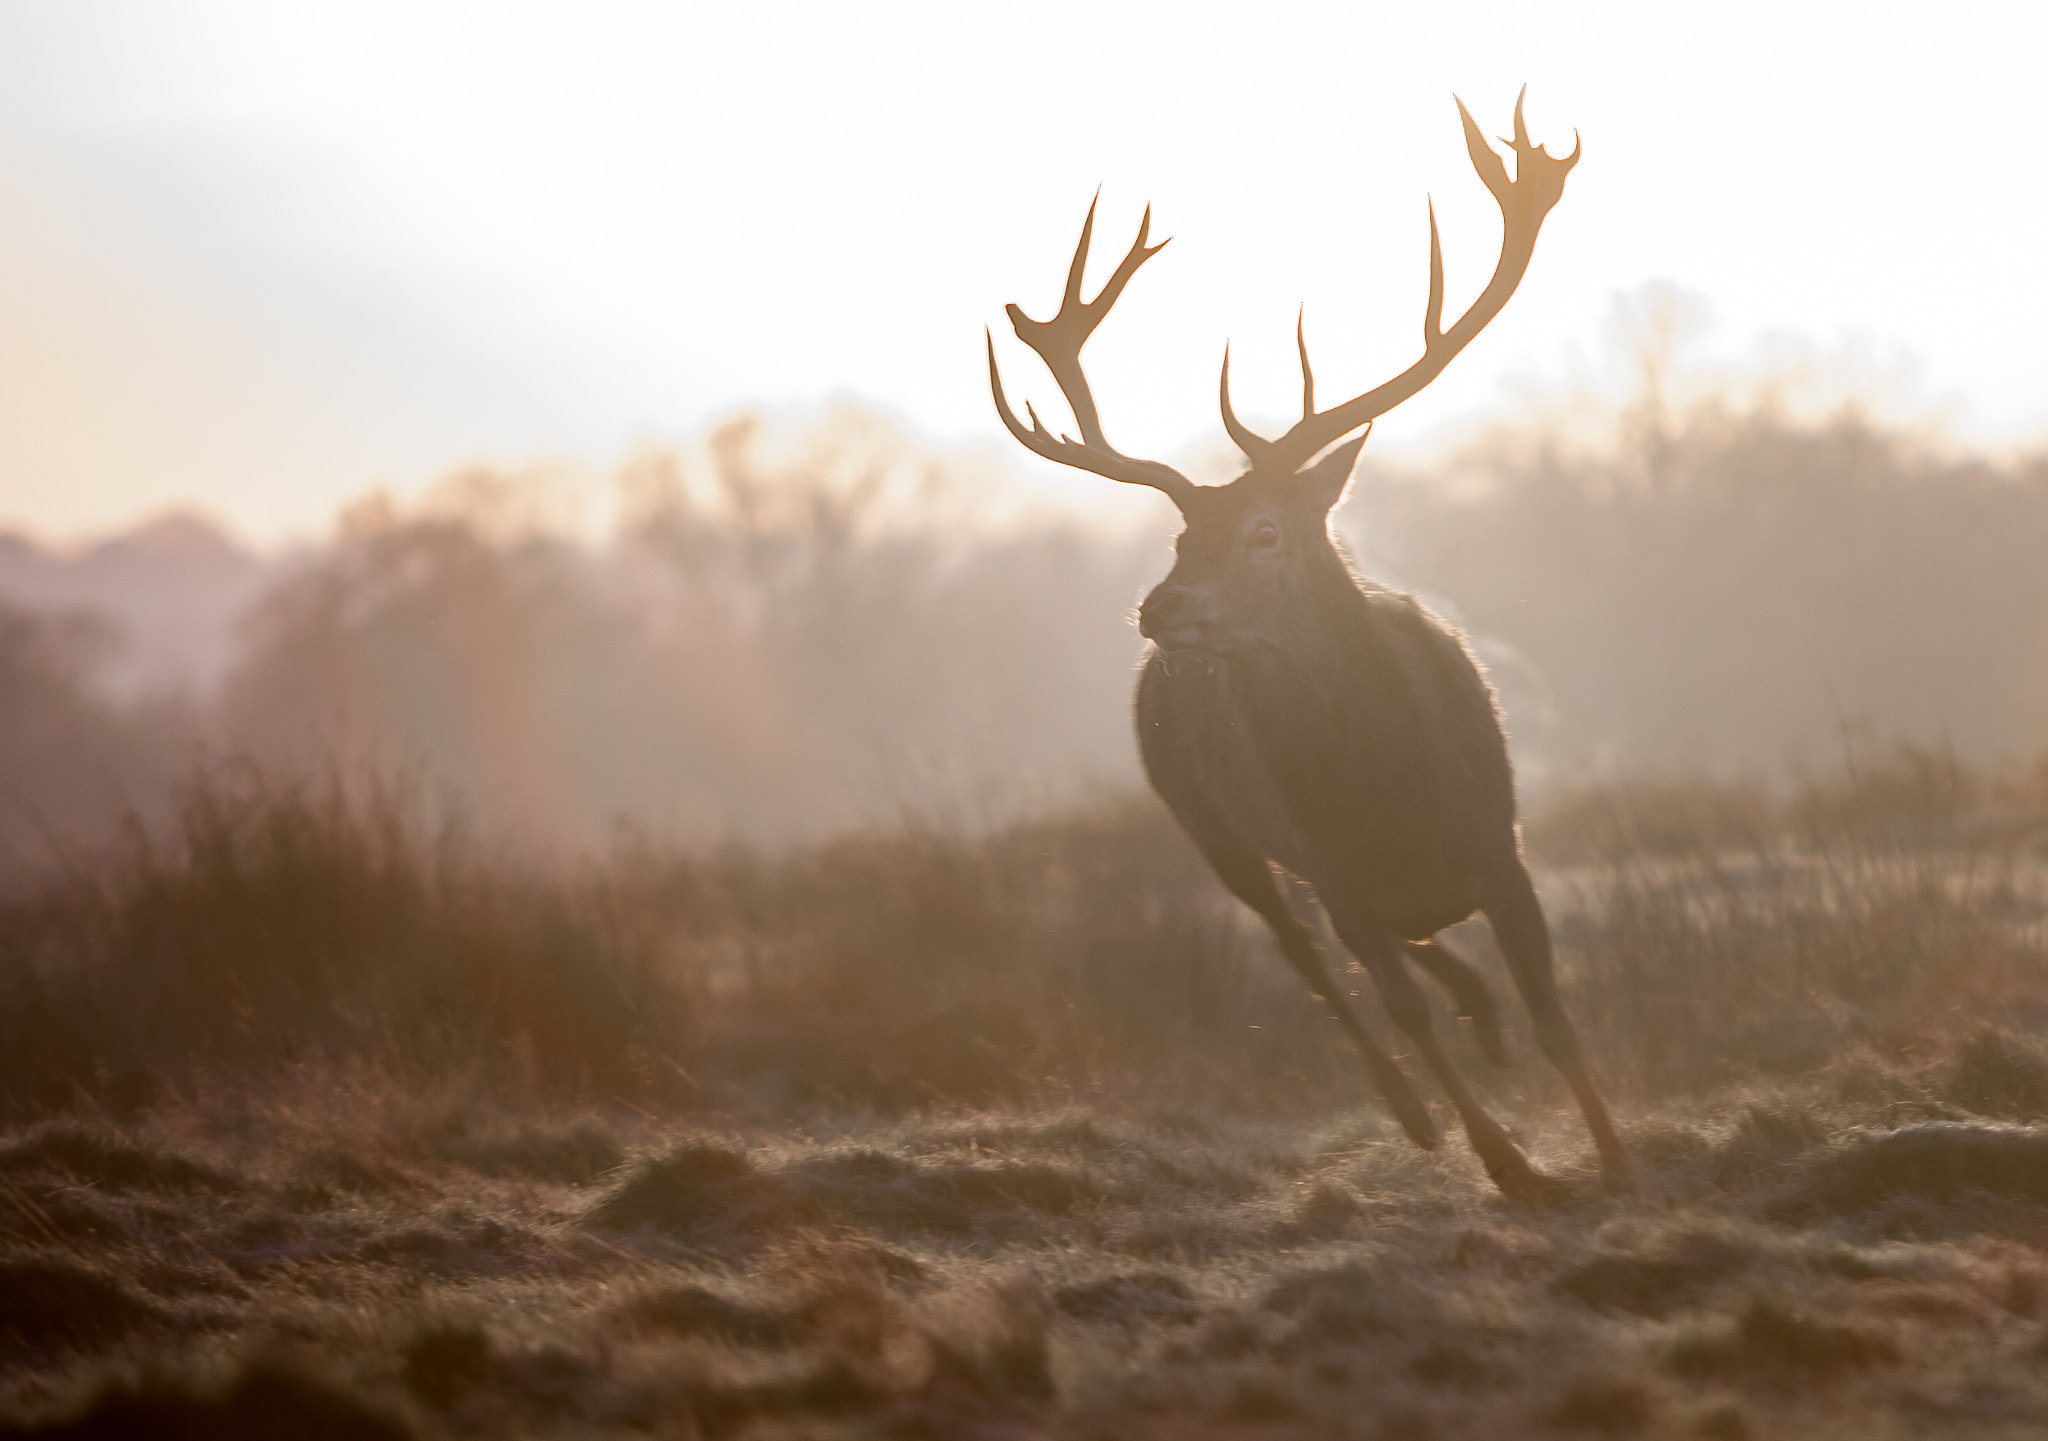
[1140,590,1209,645]
[1138,594,1177,638]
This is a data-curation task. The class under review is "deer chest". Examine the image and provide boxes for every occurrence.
[1135,650,1318,876]
[1135,645,1496,935]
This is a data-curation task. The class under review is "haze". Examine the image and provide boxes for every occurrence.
[2,0,2043,542]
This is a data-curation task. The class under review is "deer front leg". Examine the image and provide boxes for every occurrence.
[1169,818,1439,1149]
[1482,858,1631,1188]
[1327,908,1560,1202]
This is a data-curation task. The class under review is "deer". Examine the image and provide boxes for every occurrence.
[986,94,1628,1200]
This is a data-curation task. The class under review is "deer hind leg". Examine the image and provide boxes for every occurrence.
[1174,828,1437,1148]
[1327,908,1557,1200]
[1402,937,1508,1067]
[1481,859,1632,1187]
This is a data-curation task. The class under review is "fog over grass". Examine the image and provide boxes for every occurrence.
[4,353,2047,865]
[5,356,2048,1433]
[1,750,2045,1436]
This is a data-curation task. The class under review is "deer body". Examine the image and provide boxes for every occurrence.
[1137,584,1509,941]
[987,95,1628,1197]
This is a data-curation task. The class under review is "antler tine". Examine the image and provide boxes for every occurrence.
[1217,345,1272,463]
[1217,310,1321,462]
[1296,309,1315,422]
[990,200,1197,508]
[1226,93,1578,474]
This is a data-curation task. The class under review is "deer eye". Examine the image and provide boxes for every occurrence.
[1248,520,1282,552]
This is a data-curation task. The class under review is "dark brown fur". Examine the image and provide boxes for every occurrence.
[1133,447,1628,1196]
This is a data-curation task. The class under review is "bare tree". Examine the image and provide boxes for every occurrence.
[988,94,1627,1198]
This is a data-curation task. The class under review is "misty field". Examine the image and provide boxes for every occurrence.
[10,387,2048,867]
[3,751,2048,1439]
[6,388,2048,1435]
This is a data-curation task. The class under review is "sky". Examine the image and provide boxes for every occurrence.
[0,1,2044,544]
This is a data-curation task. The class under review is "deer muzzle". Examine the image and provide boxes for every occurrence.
[1138,585,1222,651]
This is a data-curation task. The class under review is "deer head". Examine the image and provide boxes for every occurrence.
[988,93,1577,654]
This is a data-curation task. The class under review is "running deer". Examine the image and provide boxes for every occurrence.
[986,95,1627,1198]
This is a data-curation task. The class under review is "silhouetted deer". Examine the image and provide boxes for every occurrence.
[987,95,1627,1198]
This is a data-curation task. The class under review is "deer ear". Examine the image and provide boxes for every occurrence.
[1297,431,1369,513]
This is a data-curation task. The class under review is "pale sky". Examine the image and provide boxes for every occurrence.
[1,1,2043,543]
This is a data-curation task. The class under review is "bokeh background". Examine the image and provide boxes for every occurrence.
[3,0,2046,862]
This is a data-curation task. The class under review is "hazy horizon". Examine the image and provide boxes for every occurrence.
[3,2,2045,542]
[0,301,1997,557]
[5,380,2044,866]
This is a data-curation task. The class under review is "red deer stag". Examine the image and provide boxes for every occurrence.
[987,95,1627,1198]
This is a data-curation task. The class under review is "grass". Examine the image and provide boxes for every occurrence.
[0,762,1353,1119]
[6,1069,2048,1437]
[1,752,2046,1436]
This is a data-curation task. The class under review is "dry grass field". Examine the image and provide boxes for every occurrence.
[3,749,2048,1438]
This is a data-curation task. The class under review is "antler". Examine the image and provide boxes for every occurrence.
[988,198,1199,510]
[1222,90,1580,474]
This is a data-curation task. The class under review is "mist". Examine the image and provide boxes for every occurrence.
[3,351,2044,871]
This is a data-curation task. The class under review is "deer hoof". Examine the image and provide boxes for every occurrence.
[1388,1097,1440,1150]
[1483,1150,1572,1206]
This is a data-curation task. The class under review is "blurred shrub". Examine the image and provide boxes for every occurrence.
[0,763,683,1107]
[5,746,2044,1123]
[604,791,1336,1108]
[8,393,2048,852]
[1522,771,1777,864]
[1353,398,2048,780]
[1542,751,2048,1100]
[0,597,200,878]
[0,761,1354,1118]
[219,414,1160,845]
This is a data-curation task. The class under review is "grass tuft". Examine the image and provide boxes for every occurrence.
[1554,1230,1757,1320]
[0,1255,168,1356]
[0,1361,417,1441]
[587,1141,757,1235]
[1947,1027,2048,1121]
[1780,1122,2048,1214]
[1667,1293,1900,1381]
[1536,1375,1657,1433]
[0,1124,239,1196]
[1052,1272,1199,1325]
